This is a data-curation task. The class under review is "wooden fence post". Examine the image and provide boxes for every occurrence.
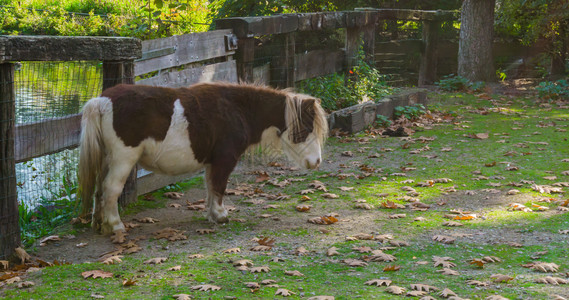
[345,26,361,76]
[236,38,255,83]
[0,62,20,260]
[418,20,441,86]
[102,60,138,207]
[270,32,296,88]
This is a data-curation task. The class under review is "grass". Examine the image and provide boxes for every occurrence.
[3,91,569,299]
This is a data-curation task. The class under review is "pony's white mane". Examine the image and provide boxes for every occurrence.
[284,92,328,147]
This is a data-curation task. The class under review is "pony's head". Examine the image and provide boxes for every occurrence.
[280,92,328,169]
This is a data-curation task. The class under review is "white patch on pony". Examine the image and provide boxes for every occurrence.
[138,99,204,176]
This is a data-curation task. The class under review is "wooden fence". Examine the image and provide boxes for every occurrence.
[1,8,461,259]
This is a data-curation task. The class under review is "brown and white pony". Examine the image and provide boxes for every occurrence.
[78,82,328,234]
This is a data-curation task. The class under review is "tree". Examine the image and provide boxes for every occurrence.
[495,0,569,77]
[458,0,497,82]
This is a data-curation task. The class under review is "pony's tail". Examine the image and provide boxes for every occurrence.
[78,97,106,216]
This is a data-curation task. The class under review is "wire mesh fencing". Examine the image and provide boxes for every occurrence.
[14,61,102,210]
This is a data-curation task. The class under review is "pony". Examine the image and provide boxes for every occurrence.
[78,82,328,234]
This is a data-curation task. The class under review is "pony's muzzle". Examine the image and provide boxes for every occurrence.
[305,158,321,169]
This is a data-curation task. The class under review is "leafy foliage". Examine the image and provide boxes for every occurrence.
[393,104,427,120]
[435,74,485,92]
[535,78,569,100]
[297,55,395,111]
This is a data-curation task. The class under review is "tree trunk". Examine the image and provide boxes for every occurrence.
[458,0,496,82]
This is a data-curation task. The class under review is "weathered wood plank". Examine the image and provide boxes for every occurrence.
[0,36,140,62]
[134,30,235,76]
[136,169,199,196]
[136,60,238,87]
[294,50,344,81]
[15,114,81,163]
[216,16,299,38]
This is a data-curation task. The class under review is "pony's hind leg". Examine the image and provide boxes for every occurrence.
[205,162,235,223]
[97,156,138,235]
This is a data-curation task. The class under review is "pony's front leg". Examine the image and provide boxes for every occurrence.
[205,162,235,223]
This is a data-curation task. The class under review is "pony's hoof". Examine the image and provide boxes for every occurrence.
[208,211,229,223]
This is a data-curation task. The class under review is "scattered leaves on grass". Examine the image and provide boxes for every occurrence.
[381,200,405,209]
[168,266,182,271]
[172,294,192,300]
[188,254,204,259]
[432,235,456,244]
[529,262,559,272]
[110,231,127,244]
[534,276,568,285]
[222,248,241,254]
[438,288,457,298]
[442,221,463,227]
[81,270,113,279]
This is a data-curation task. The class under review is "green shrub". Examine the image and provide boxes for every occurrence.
[297,54,395,111]
[435,74,471,91]
[375,114,392,127]
[536,79,569,100]
[393,103,426,120]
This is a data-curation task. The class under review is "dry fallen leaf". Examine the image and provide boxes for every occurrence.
[17,281,34,289]
[466,280,489,287]
[192,284,221,291]
[436,268,459,276]
[261,279,277,285]
[244,282,260,289]
[307,296,335,300]
[343,259,368,267]
[295,205,312,212]
[438,288,457,298]
[187,254,204,259]
[365,251,397,262]
[432,235,456,244]
[39,235,61,246]
[168,266,182,271]
[442,221,464,227]
[490,274,514,283]
[102,255,123,265]
[383,265,401,272]
[284,270,304,277]
[195,228,215,235]
[135,217,159,223]
[365,279,392,287]
[164,192,183,199]
[250,245,272,251]
[122,278,137,287]
[110,230,127,244]
[308,216,338,225]
[172,294,192,300]
[250,266,270,273]
[144,257,167,265]
[389,213,407,219]
[385,285,406,295]
[222,247,241,254]
[81,270,113,279]
[327,247,340,256]
[275,288,295,296]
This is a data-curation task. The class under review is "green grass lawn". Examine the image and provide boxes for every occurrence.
[2,91,569,299]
